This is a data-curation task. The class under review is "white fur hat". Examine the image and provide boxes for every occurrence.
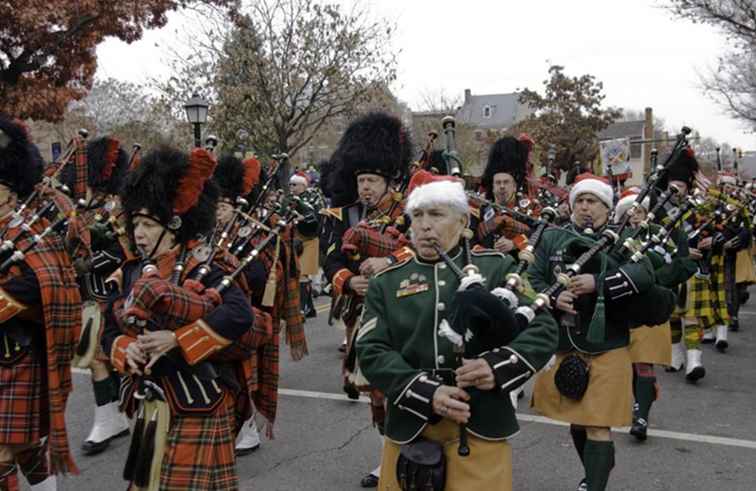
[406,177,468,216]
[614,187,650,224]
[569,173,613,210]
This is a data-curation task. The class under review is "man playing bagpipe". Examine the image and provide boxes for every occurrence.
[529,174,676,491]
[473,135,535,254]
[356,174,557,490]
[288,170,323,318]
[613,185,697,442]
[0,115,81,490]
[59,136,134,456]
[322,112,415,488]
[101,146,256,490]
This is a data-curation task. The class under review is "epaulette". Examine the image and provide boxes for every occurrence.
[320,207,343,221]
[373,253,413,278]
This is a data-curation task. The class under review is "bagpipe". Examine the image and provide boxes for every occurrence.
[466,191,552,230]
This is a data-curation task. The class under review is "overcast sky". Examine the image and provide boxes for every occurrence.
[97,0,754,149]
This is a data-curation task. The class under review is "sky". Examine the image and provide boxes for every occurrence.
[96,0,754,150]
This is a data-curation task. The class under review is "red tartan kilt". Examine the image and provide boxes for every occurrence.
[159,392,238,490]
[0,350,49,445]
[341,225,404,259]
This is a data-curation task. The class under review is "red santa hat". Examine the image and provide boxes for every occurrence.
[406,170,468,216]
[569,173,613,210]
[614,186,650,224]
[289,170,309,186]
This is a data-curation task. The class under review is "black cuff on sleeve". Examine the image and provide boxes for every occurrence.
[394,373,443,423]
[604,267,639,301]
[480,347,536,394]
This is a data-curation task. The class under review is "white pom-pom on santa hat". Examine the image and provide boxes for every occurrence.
[289,171,309,186]
[614,187,650,224]
[569,173,614,210]
[406,171,468,216]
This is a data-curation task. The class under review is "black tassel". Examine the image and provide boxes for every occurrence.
[122,410,144,482]
[133,416,157,487]
[76,318,93,357]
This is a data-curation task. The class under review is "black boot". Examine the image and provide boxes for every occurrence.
[630,376,655,442]
[583,440,615,491]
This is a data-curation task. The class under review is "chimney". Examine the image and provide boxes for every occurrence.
[642,107,653,176]
[464,89,471,103]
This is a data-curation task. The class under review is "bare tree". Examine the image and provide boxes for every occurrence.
[667,0,756,128]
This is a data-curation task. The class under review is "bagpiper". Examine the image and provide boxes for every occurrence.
[529,174,676,491]
[60,136,133,456]
[322,112,414,488]
[474,135,534,254]
[101,146,256,490]
[288,170,323,318]
[0,115,81,490]
[356,174,557,490]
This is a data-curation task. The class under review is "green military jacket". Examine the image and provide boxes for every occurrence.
[356,248,558,444]
[528,224,663,354]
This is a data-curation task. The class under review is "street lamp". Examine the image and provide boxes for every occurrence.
[183,93,209,148]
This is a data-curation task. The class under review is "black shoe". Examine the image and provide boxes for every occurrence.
[685,366,706,383]
[344,382,360,400]
[360,473,379,488]
[716,339,728,352]
[576,478,587,491]
[306,308,317,319]
[729,319,739,332]
[81,428,130,456]
[338,342,347,353]
[630,417,648,442]
[235,443,261,456]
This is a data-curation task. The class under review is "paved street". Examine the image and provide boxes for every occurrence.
[49,294,756,491]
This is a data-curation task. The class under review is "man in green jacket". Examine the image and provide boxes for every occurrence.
[357,174,557,490]
[528,173,675,491]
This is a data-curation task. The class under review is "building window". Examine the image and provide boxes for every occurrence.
[483,105,492,118]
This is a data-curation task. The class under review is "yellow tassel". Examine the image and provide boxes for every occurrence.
[262,236,281,307]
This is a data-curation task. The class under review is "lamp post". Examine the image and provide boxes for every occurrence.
[183,93,209,148]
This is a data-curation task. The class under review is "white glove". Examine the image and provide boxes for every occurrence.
[458,273,485,292]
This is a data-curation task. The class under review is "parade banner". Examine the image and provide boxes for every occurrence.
[600,137,632,182]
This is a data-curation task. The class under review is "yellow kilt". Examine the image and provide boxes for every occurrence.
[628,323,672,366]
[378,419,512,491]
[735,249,756,284]
[531,348,632,428]
[299,237,320,277]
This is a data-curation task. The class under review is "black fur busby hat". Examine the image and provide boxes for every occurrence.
[214,154,261,203]
[0,115,43,198]
[329,112,413,207]
[658,147,699,191]
[86,136,129,194]
[482,136,531,198]
[121,146,219,244]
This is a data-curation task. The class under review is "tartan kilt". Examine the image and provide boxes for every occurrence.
[159,392,238,491]
[687,275,717,328]
[0,350,49,445]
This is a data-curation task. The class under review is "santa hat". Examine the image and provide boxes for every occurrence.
[406,171,468,216]
[614,187,650,224]
[569,173,613,210]
[289,171,309,186]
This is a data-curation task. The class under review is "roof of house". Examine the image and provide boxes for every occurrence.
[456,92,523,129]
[598,120,645,140]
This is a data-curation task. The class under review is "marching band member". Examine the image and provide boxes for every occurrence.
[615,186,697,442]
[102,146,255,490]
[529,174,675,491]
[323,112,415,488]
[62,136,133,456]
[475,136,533,254]
[356,174,557,490]
[289,171,322,318]
[0,115,81,490]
